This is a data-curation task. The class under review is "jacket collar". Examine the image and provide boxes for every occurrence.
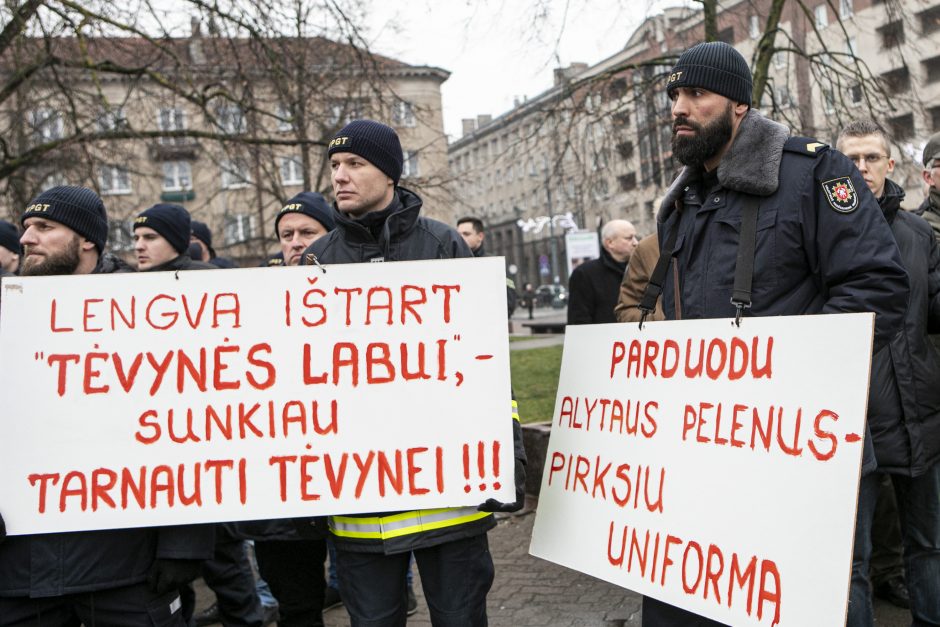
[333,187,423,245]
[879,178,905,224]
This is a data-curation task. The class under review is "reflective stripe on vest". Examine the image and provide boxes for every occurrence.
[329,507,491,540]
[512,399,520,422]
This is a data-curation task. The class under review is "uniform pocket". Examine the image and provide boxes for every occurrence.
[712,207,778,289]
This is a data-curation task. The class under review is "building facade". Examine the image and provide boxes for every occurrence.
[448,0,940,289]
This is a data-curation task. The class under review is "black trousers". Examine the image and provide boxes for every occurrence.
[641,597,728,627]
[0,582,185,627]
[335,534,494,627]
[254,539,326,627]
[202,536,263,627]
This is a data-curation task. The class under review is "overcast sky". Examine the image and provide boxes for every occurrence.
[364,0,685,140]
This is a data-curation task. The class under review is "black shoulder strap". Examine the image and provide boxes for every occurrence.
[730,195,760,325]
[637,195,761,326]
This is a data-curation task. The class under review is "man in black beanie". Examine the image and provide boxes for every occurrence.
[275,191,335,266]
[190,221,237,269]
[0,185,214,626]
[0,220,21,275]
[636,42,908,626]
[134,203,213,272]
[301,120,527,627]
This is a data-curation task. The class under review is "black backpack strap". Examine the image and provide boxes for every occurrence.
[638,220,679,328]
[730,195,760,326]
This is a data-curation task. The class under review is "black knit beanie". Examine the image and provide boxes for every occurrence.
[0,220,21,255]
[275,191,336,235]
[328,119,403,184]
[134,203,191,254]
[21,185,109,253]
[666,41,753,106]
[191,220,216,257]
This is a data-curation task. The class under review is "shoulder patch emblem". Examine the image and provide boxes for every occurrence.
[823,177,858,213]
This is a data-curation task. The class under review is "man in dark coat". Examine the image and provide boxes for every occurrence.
[0,220,21,276]
[457,216,519,317]
[303,119,526,627]
[838,120,940,626]
[644,42,908,626]
[134,203,215,272]
[0,186,214,626]
[914,131,940,241]
[567,219,637,324]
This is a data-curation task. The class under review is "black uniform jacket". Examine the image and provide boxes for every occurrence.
[868,180,940,476]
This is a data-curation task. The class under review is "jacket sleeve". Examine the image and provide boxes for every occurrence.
[926,225,940,334]
[614,235,664,323]
[155,524,215,561]
[566,266,593,325]
[804,151,908,351]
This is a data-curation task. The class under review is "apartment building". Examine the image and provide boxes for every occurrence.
[448,0,940,288]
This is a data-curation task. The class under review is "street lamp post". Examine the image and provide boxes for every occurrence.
[544,174,559,285]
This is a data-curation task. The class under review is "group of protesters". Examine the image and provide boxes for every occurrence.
[0,39,938,627]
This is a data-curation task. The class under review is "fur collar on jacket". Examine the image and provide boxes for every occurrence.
[658,109,790,224]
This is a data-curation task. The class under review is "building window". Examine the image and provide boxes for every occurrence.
[30,109,63,143]
[99,165,131,195]
[814,5,828,28]
[223,214,257,245]
[849,83,863,105]
[930,105,940,132]
[887,113,914,140]
[920,5,940,35]
[750,15,761,39]
[41,172,68,191]
[393,100,416,128]
[881,66,911,94]
[276,104,295,132]
[220,160,251,189]
[327,99,365,126]
[923,55,940,83]
[777,86,792,108]
[215,105,246,135]
[280,155,304,186]
[839,0,853,19]
[846,37,857,56]
[773,50,787,69]
[157,107,186,145]
[96,106,127,133]
[717,27,734,44]
[162,161,192,191]
[109,219,134,252]
[879,21,905,48]
[618,172,637,191]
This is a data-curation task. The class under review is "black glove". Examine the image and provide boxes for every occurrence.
[291,516,329,539]
[478,458,526,513]
[147,558,203,595]
[0,511,6,544]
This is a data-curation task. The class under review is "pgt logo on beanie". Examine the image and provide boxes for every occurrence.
[134,203,192,254]
[328,119,404,184]
[275,191,336,235]
[21,185,109,253]
[666,41,753,106]
[0,220,22,256]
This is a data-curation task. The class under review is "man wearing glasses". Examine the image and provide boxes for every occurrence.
[837,120,940,627]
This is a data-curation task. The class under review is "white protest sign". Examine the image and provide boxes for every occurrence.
[0,257,514,535]
[529,314,873,627]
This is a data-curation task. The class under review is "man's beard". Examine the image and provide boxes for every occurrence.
[672,103,734,168]
[21,235,81,276]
